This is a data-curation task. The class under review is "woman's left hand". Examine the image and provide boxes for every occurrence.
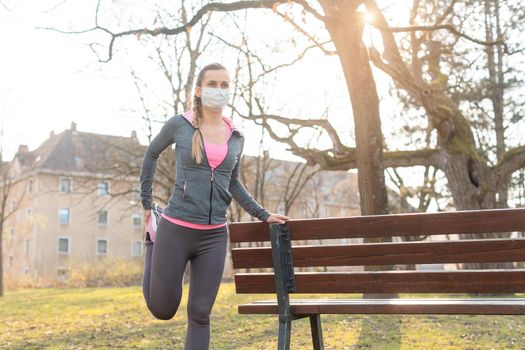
[265,213,291,224]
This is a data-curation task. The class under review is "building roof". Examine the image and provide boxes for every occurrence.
[13,122,144,176]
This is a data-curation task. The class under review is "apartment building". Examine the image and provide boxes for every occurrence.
[3,122,146,282]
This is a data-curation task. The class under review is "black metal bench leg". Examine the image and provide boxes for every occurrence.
[278,316,292,350]
[309,314,324,350]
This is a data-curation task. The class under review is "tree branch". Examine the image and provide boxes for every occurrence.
[365,1,414,82]
[382,24,506,48]
[233,109,442,171]
[290,0,326,22]
[274,10,335,56]
[497,145,525,182]
[37,0,288,62]
[291,146,442,171]
[0,1,11,11]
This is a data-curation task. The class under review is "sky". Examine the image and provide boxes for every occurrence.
[0,1,147,160]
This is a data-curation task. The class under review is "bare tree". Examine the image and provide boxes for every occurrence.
[0,150,28,297]
[365,0,525,212]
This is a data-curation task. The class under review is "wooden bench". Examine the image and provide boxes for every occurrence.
[228,208,525,349]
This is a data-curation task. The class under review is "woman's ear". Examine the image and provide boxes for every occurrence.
[195,86,202,98]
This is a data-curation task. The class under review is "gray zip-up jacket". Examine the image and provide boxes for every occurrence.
[140,112,271,224]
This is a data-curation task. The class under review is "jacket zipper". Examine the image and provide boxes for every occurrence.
[208,171,214,223]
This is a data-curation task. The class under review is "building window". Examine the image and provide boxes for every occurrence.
[322,206,329,217]
[23,267,29,275]
[25,238,29,256]
[27,207,32,219]
[98,182,109,196]
[57,267,69,279]
[98,210,108,225]
[9,227,14,238]
[59,208,70,225]
[97,239,108,255]
[57,268,69,277]
[28,179,33,194]
[59,178,72,193]
[58,238,69,255]
[11,200,16,211]
[277,203,285,214]
[131,183,140,202]
[132,241,142,257]
[9,256,13,267]
[132,212,142,228]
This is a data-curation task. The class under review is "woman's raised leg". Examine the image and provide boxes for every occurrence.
[142,217,195,320]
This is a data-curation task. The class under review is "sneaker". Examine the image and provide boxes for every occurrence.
[145,202,163,243]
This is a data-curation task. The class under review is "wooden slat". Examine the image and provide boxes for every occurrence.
[234,270,525,294]
[231,238,525,268]
[228,208,525,243]
[237,298,525,315]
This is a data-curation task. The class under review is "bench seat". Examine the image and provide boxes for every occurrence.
[239,298,525,315]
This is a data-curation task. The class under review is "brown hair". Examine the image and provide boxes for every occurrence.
[191,63,228,164]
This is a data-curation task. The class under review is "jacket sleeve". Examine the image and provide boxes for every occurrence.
[228,136,271,222]
[140,116,177,210]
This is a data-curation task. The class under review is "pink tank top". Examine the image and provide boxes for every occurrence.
[161,110,231,230]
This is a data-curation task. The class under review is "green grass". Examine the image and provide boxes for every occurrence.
[1,282,525,349]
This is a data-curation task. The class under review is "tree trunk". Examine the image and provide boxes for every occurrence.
[485,0,507,207]
[320,1,389,218]
[320,0,388,219]
[320,0,394,298]
[420,92,514,278]
[0,220,3,297]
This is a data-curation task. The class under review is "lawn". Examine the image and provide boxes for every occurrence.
[1,282,524,349]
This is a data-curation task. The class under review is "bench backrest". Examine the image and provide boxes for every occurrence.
[228,208,525,295]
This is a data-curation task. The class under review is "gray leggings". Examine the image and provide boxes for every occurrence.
[142,216,228,350]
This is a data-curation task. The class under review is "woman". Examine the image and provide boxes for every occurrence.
[140,62,290,350]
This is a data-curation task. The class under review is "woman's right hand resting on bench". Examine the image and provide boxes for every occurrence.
[265,213,291,224]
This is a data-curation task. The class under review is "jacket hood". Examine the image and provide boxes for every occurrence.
[182,110,243,136]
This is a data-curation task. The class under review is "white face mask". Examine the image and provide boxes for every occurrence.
[200,87,230,111]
